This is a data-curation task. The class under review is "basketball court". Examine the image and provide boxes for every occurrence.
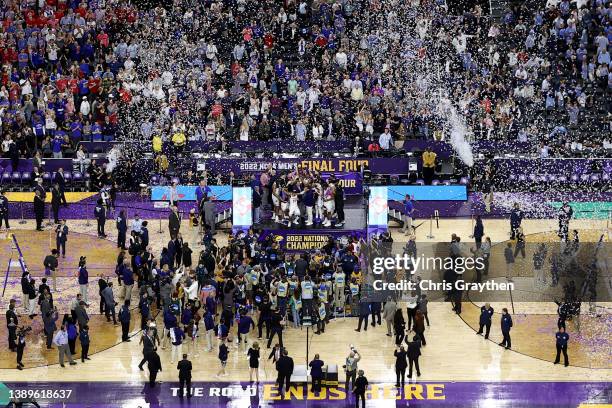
[0,196,609,407]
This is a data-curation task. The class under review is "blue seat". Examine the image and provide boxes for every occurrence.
[1,172,12,187]
[21,172,32,185]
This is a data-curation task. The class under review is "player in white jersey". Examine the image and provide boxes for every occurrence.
[287,191,301,227]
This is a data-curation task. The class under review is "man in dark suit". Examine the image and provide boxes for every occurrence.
[116,210,127,249]
[275,349,294,395]
[55,219,68,258]
[43,249,59,291]
[139,327,156,370]
[224,108,239,138]
[353,370,368,408]
[0,189,9,229]
[141,221,150,248]
[147,349,162,387]
[499,308,513,349]
[34,178,46,200]
[267,310,284,349]
[177,354,193,398]
[476,303,494,339]
[51,183,61,224]
[6,299,18,351]
[407,335,422,378]
[34,189,45,231]
[393,345,408,387]
[94,198,106,238]
[308,354,324,393]
[53,168,68,206]
[31,167,42,186]
[168,205,181,239]
[119,299,131,342]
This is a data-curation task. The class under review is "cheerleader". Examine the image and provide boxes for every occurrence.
[322,183,336,227]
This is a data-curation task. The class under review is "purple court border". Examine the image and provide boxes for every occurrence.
[1,381,610,407]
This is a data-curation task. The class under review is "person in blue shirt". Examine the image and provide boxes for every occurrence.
[66,317,78,355]
[554,327,570,366]
[162,306,178,349]
[499,308,513,349]
[70,120,83,141]
[402,194,414,235]
[52,135,64,158]
[237,312,255,346]
[122,265,135,301]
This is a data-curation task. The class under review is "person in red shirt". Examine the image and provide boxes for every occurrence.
[314,34,327,48]
[68,78,79,95]
[368,142,381,152]
[56,78,69,93]
[97,31,109,48]
[76,4,88,17]
[263,33,274,50]
[87,76,101,95]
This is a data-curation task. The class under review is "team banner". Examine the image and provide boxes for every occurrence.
[201,158,409,175]
[257,229,367,252]
[150,185,232,201]
[1,381,609,407]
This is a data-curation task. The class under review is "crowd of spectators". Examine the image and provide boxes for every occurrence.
[0,0,609,172]
[0,0,136,164]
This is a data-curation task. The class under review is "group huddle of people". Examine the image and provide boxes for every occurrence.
[253,168,347,228]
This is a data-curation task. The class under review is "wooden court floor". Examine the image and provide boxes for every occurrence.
[0,218,610,383]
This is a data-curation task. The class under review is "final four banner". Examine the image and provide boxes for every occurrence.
[200,158,409,175]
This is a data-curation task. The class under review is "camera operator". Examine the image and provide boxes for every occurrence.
[16,325,31,370]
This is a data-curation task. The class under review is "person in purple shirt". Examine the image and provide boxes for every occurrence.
[52,135,64,158]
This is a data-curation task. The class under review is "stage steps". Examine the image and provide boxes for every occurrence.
[387,201,406,227]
